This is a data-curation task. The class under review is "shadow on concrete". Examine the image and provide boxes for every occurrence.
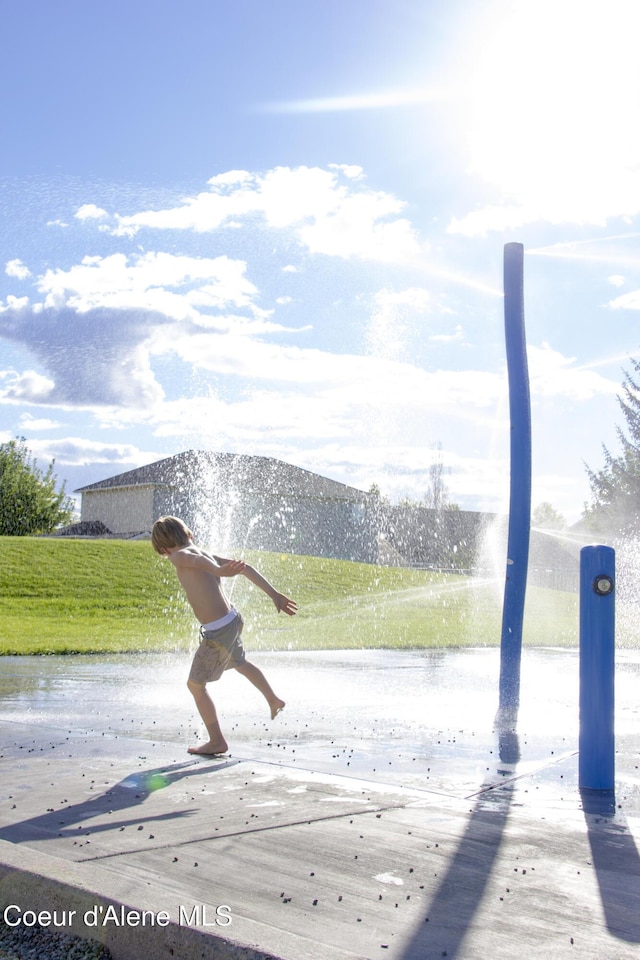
[580,788,640,943]
[0,757,237,845]
[399,730,519,960]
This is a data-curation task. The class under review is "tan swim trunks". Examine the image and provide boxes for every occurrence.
[188,612,246,684]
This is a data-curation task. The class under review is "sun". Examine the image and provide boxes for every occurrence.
[457,0,640,232]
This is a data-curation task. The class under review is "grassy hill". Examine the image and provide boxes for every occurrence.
[0,537,580,655]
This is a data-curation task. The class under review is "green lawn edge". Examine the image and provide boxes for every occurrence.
[0,536,586,655]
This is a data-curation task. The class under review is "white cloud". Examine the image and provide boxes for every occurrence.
[609,275,625,287]
[609,289,640,310]
[0,167,427,412]
[119,326,615,426]
[527,343,619,400]
[0,240,308,408]
[0,294,30,312]
[0,370,55,403]
[5,259,31,280]
[297,191,419,262]
[18,413,62,430]
[75,204,109,221]
[107,166,421,263]
[289,442,510,509]
[115,366,507,460]
[328,163,365,179]
[159,393,354,443]
[84,354,509,449]
[0,160,619,514]
[26,436,160,468]
[165,329,498,406]
[0,298,167,408]
[35,251,258,318]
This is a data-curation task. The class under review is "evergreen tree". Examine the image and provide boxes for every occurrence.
[0,438,74,535]
[583,357,640,536]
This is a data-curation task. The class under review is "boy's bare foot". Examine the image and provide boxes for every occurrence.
[188,740,228,756]
[270,699,285,720]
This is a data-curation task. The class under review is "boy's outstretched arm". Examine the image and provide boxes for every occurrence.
[235,562,297,615]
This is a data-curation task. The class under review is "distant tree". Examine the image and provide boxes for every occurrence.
[423,443,458,511]
[0,438,74,535]
[583,357,640,536]
[367,482,390,505]
[532,501,566,530]
[368,443,460,514]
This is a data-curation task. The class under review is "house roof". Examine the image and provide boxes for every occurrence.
[75,451,370,502]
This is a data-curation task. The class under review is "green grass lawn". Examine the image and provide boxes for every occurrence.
[0,536,584,655]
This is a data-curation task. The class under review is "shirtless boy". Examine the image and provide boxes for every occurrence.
[151,515,297,755]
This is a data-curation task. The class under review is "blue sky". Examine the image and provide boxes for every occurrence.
[1,0,639,524]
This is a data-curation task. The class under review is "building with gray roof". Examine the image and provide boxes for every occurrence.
[75,450,378,562]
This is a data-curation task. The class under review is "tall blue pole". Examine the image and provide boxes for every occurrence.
[498,242,531,721]
[579,545,615,791]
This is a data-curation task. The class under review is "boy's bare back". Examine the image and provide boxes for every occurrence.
[167,544,244,624]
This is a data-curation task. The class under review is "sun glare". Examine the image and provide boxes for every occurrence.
[263,88,445,113]
[463,0,640,226]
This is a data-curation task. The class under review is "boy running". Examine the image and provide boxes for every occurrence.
[151,515,296,755]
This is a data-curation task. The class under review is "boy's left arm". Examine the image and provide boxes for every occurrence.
[240,563,298,616]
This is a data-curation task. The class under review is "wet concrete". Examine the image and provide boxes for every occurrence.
[0,647,639,959]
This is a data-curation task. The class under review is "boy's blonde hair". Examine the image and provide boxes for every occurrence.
[151,516,193,554]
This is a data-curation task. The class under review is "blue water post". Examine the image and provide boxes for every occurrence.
[498,242,532,722]
[579,545,615,791]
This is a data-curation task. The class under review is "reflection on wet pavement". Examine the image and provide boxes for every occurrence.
[1,648,638,807]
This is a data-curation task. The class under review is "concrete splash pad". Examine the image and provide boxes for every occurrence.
[0,647,639,959]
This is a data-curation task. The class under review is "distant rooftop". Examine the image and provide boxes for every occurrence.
[75,450,370,502]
